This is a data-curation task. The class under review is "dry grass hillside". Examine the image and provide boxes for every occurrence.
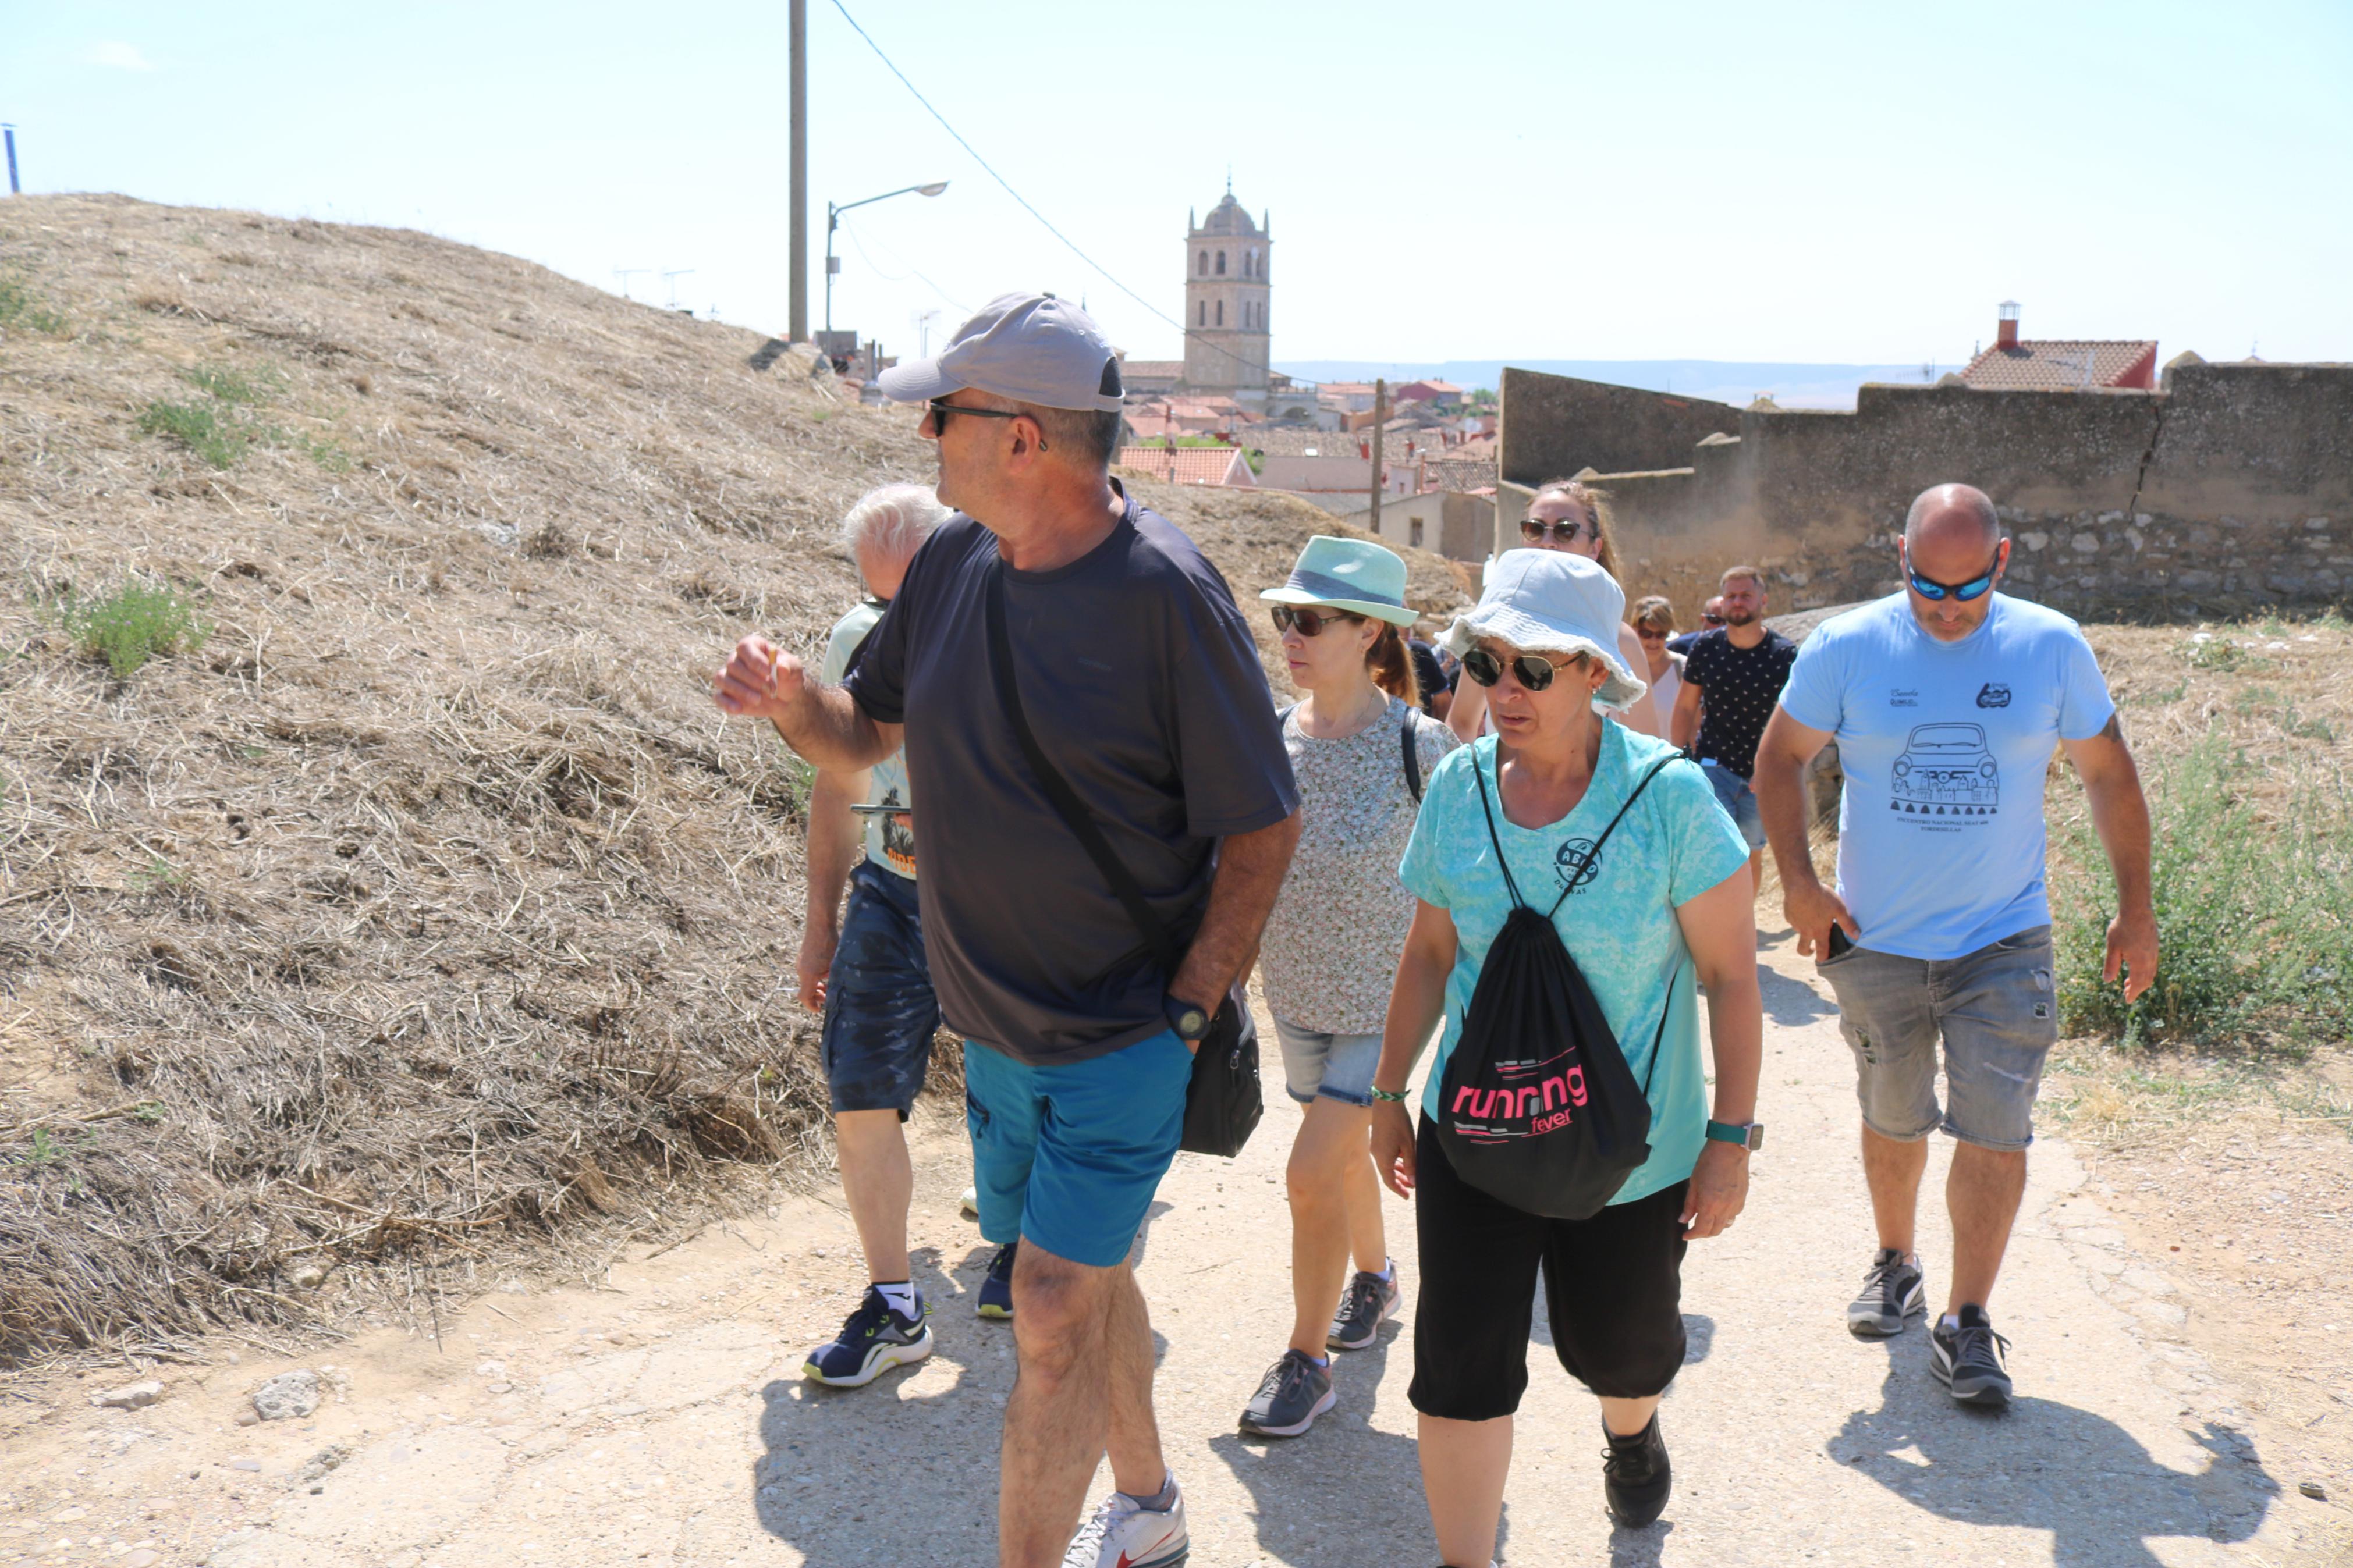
[0,193,1468,1367]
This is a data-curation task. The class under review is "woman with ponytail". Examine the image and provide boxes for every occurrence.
[1236,536,1461,1441]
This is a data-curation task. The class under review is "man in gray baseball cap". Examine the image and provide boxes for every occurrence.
[717,293,1299,1567]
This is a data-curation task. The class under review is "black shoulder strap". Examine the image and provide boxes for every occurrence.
[984,564,1181,975]
[1400,707,1424,803]
[1638,961,1684,1098]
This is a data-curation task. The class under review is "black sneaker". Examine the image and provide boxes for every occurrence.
[802,1286,932,1387]
[1601,1413,1673,1528]
[1326,1263,1401,1352]
[1929,1304,2014,1407]
[1847,1247,1926,1338]
[1237,1349,1335,1438]
[977,1240,1017,1320]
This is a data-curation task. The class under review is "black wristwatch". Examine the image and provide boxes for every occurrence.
[1163,994,1214,1043]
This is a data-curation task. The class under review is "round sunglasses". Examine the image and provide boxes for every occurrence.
[1461,647,1581,691]
[1519,517,1596,546]
[1270,605,1364,637]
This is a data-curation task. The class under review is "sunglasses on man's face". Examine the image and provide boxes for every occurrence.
[923,398,1023,435]
[1520,517,1595,546]
[1271,605,1363,638]
[1907,551,2001,602]
[1461,647,1578,692]
[1701,613,1725,626]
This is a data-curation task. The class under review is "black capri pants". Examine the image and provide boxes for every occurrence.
[1407,1115,1689,1421]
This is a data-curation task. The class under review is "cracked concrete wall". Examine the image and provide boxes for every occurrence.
[1500,361,2353,620]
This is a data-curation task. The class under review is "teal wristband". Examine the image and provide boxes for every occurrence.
[1369,1086,1408,1104]
[1705,1119,1763,1151]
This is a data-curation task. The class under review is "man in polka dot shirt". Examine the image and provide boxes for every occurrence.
[1671,566,1798,890]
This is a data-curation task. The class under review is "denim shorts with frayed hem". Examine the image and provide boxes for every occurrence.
[962,1029,1192,1268]
[819,861,939,1119]
[1272,1015,1383,1108]
[1819,925,2059,1152]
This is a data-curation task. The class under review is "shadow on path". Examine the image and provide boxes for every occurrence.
[1830,1339,2278,1565]
[750,1243,1009,1563]
[1756,962,1838,1027]
[1209,1326,1436,1565]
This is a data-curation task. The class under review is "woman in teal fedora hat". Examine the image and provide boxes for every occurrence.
[1236,535,1462,1442]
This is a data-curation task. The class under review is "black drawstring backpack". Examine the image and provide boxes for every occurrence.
[1435,752,1683,1219]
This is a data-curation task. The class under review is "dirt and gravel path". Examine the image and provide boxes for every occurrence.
[3,930,2345,1566]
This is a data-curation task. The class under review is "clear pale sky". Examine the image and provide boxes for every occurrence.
[6,1,2349,367]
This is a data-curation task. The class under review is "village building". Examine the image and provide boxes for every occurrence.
[1181,187,1273,402]
[1958,301,2157,390]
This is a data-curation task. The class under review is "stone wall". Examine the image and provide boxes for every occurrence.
[1495,360,2353,622]
[1343,489,1490,564]
[1497,368,1742,488]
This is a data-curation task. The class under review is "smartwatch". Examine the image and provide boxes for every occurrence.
[1705,1119,1765,1151]
[1163,995,1213,1043]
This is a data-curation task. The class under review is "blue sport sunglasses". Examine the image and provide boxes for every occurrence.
[1907,554,2001,602]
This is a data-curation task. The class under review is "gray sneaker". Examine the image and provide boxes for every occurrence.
[1929,1305,2014,1406]
[1238,1349,1335,1438]
[1326,1263,1401,1351]
[1847,1247,1926,1338]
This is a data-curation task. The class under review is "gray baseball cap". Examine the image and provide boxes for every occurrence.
[876,291,1125,413]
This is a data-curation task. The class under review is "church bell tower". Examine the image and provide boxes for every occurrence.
[1182,184,1270,396]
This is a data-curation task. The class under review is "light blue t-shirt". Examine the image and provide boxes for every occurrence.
[821,600,916,880]
[1777,592,2114,962]
[1399,725,1749,1206]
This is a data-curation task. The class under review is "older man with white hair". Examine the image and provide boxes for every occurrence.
[790,482,970,1389]
[1752,481,2157,1409]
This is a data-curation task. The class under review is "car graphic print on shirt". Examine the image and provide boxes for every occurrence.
[1889,722,2000,817]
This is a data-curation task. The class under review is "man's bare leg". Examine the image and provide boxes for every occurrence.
[1860,1123,1929,1260]
[1000,1241,1164,1568]
[835,1108,912,1285]
[1946,1142,2027,1313]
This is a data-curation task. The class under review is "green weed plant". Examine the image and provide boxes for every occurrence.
[63,578,213,678]
[0,276,68,335]
[2056,734,2353,1050]
[137,399,247,468]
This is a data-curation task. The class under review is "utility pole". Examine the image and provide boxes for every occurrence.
[787,0,808,343]
[1369,378,1387,538]
[2,126,18,195]
[612,268,652,300]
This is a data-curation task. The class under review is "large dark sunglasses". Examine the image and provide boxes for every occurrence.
[1519,517,1595,546]
[1907,552,2001,602]
[1701,611,1726,626]
[924,398,1023,435]
[1461,647,1577,691]
[1271,605,1364,638]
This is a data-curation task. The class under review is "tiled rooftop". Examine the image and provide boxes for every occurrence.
[1959,340,2158,390]
[1115,446,1255,486]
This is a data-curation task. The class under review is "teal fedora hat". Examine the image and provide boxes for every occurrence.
[1259,535,1417,627]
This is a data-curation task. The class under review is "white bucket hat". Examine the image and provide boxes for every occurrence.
[1442,548,1647,709]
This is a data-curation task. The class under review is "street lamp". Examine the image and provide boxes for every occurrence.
[826,181,949,333]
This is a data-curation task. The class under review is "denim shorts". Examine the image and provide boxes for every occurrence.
[1272,1015,1383,1108]
[963,1029,1193,1268]
[1818,925,2060,1151]
[819,861,939,1118]
[1701,759,1766,851]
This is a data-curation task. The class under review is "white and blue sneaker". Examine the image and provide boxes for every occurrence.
[802,1286,932,1388]
[1062,1475,1189,1567]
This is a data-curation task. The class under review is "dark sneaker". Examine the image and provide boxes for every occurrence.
[1847,1247,1926,1338]
[1237,1349,1336,1438]
[1326,1263,1402,1352]
[977,1240,1017,1320]
[802,1286,932,1388]
[1930,1304,2013,1406]
[1601,1413,1673,1528]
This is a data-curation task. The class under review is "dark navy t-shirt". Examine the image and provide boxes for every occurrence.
[1683,626,1798,780]
[844,488,1298,1066]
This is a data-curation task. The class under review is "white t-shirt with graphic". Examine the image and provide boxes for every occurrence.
[1777,593,2113,962]
[821,600,915,880]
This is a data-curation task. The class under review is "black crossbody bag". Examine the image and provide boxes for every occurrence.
[983,567,1263,1158]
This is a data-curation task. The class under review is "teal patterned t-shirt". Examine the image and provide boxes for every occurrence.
[1398,724,1748,1205]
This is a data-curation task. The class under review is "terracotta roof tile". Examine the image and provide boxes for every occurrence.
[1116,446,1255,486]
[1960,340,2158,390]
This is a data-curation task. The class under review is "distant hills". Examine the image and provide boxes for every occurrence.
[1272,359,1955,410]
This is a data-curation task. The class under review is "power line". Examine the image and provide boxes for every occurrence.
[826,0,1265,375]
[837,218,972,316]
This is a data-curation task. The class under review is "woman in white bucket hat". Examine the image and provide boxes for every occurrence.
[1365,548,1764,1557]
[1233,535,1461,1442]
[1445,477,1660,742]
